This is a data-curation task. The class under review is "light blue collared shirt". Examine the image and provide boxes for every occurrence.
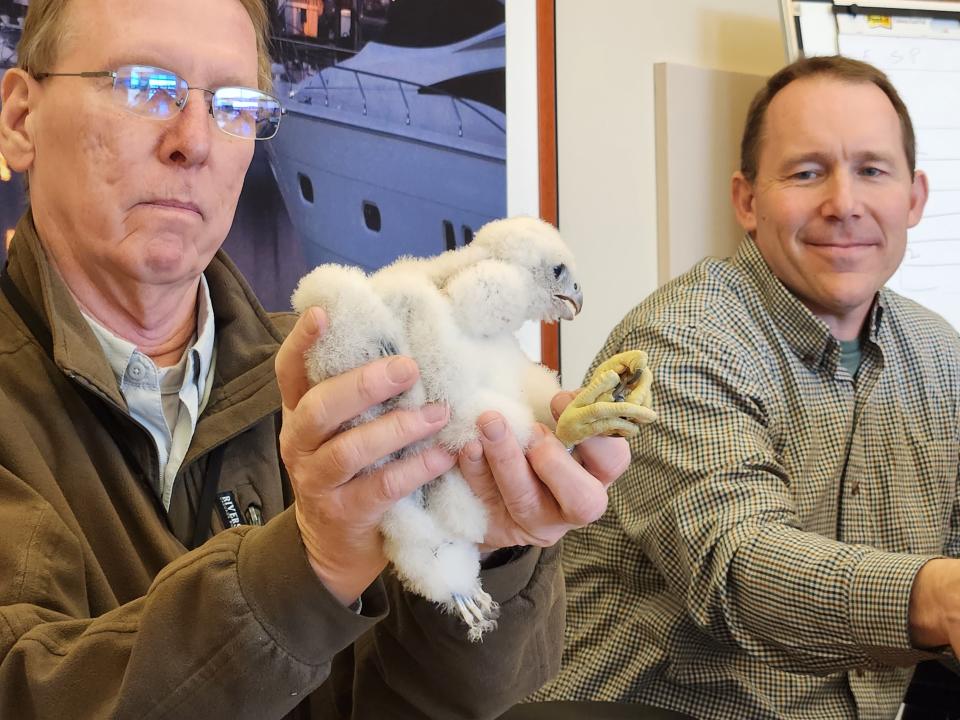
[83,276,217,510]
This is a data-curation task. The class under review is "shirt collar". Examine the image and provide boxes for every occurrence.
[733,234,885,371]
[6,209,290,467]
[866,291,888,345]
[83,311,137,391]
[193,275,216,392]
[82,275,216,398]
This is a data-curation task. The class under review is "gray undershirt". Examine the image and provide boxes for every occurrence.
[838,337,863,379]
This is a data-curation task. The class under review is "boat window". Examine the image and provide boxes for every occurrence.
[298,173,314,204]
[363,201,382,232]
[443,220,456,251]
[462,225,474,246]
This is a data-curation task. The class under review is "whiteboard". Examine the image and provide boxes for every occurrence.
[785,1,960,331]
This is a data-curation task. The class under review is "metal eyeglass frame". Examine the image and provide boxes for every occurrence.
[33,68,287,140]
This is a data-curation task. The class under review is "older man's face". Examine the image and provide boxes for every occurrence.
[733,76,928,337]
[26,0,257,289]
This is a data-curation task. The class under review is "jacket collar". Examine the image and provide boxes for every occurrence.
[6,210,292,433]
[7,211,124,406]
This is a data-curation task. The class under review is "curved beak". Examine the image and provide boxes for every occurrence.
[554,286,583,320]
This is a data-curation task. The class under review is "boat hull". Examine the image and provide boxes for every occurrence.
[267,109,506,271]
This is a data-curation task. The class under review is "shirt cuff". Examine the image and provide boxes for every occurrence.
[850,550,945,665]
[480,545,529,570]
[480,545,544,603]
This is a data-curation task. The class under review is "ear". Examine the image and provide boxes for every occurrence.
[907,169,929,229]
[731,171,758,236]
[0,68,37,173]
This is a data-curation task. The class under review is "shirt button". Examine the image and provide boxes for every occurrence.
[129,363,144,379]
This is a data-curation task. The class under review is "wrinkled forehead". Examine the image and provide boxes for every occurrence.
[760,77,906,166]
[57,0,258,87]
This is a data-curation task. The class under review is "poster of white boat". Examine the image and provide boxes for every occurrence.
[0,0,508,312]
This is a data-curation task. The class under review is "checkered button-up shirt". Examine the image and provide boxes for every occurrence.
[533,237,960,719]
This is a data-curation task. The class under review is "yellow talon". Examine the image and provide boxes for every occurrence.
[555,350,657,447]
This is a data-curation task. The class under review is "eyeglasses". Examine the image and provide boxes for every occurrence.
[34,64,286,140]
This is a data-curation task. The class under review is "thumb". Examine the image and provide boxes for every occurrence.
[550,390,578,421]
[276,307,327,413]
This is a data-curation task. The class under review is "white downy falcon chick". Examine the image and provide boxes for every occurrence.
[292,216,654,640]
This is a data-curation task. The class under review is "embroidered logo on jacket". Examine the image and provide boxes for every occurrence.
[216,491,243,528]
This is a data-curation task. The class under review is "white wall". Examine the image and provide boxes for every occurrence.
[505,0,543,362]
[555,0,786,388]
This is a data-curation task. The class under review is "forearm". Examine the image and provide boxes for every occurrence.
[0,508,381,719]
[720,523,942,673]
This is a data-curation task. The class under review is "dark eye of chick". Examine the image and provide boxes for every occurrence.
[553,264,566,279]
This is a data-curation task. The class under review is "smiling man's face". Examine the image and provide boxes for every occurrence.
[732,75,928,338]
[25,0,257,293]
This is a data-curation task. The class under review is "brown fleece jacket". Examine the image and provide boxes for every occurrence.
[0,212,564,720]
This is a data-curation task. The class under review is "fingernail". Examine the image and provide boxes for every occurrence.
[421,403,448,424]
[480,417,506,441]
[386,357,415,384]
[463,441,483,462]
[303,307,320,335]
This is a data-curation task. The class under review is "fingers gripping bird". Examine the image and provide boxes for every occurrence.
[292,216,655,640]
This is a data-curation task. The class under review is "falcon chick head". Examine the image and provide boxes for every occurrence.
[443,216,582,337]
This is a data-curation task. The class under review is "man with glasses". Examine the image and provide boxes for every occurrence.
[0,1,630,718]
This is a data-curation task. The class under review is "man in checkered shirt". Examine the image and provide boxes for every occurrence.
[531,55,960,719]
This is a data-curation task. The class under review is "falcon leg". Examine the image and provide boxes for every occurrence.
[380,491,499,641]
[423,469,487,544]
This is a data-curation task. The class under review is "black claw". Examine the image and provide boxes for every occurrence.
[379,339,400,357]
[612,369,644,402]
